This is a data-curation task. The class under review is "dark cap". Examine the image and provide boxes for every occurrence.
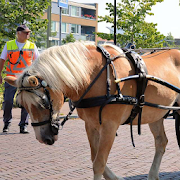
[17,24,31,32]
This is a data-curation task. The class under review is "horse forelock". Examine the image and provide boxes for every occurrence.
[16,90,44,110]
[19,41,95,94]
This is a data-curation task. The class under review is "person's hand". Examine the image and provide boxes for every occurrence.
[0,74,3,84]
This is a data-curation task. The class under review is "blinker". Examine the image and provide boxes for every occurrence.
[42,94,50,109]
[41,80,47,87]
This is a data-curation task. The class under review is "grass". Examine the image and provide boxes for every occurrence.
[0,92,3,110]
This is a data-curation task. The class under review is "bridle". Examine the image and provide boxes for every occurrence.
[17,72,59,135]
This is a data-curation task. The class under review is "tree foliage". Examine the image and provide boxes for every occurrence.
[98,0,165,48]
[163,32,175,47]
[62,33,76,44]
[0,0,51,98]
[0,0,51,50]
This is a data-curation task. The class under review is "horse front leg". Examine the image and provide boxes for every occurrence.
[86,122,122,180]
[85,121,124,180]
[148,118,168,180]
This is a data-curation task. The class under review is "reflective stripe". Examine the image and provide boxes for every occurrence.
[4,71,19,76]
[6,39,35,76]
[13,55,28,71]
[7,49,34,53]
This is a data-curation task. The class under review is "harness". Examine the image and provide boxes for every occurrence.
[67,45,149,146]
[62,45,180,147]
[17,45,180,147]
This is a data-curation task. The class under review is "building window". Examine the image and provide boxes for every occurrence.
[51,21,56,32]
[62,7,69,15]
[51,40,59,46]
[71,6,79,17]
[62,23,68,33]
[51,21,59,32]
[71,24,79,34]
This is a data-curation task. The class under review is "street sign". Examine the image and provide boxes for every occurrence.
[58,0,68,9]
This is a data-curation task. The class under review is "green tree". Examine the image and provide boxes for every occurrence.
[135,21,165,48]
[98,0,165,48]
[0,0,51,107]
[34,29,57,49]
[163,32,175,47]
[62,33,76,44]
[0,0,51,50]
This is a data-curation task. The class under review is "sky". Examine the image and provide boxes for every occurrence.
[72,0,180,38]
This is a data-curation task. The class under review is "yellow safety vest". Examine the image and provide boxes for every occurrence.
[5,39,35,77]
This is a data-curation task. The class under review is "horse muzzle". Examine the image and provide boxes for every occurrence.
[41,124,59,145]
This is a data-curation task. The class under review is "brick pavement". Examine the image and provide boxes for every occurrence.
[0,102,180,180]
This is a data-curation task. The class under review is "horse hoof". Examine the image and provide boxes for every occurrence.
[148,177,159,180]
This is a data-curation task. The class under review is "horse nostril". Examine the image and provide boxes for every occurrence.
[45,138,54,145]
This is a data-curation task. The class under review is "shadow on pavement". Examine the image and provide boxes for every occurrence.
[124,171,180,180]
[0,132,20,135]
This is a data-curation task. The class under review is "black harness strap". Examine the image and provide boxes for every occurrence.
[122,49,148,138]
[73,46,149,147]
[96,45,124,125]
[72,95,137,108]
[63,45,180,147]
[61,46,124,127]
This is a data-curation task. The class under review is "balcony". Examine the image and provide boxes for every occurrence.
[81,34,95,41]
[81,7,96,20]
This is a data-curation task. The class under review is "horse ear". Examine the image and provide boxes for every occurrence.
[4,76,18,87]
[28,76,39,87]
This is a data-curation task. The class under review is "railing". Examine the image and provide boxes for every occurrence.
[135,47,180,54]
[81,34,95,41]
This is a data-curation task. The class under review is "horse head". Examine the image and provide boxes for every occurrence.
[4,74,64,145]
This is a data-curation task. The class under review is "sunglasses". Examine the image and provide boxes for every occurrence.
[22,31,30,35]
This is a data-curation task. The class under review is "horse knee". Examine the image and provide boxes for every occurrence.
[155,135,168,153]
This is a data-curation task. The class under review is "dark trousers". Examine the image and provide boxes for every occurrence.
[3,82,28,127]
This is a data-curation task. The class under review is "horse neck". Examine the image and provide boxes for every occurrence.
[65,48,105,101]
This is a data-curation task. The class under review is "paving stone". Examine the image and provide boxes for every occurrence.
[0,102,179,179]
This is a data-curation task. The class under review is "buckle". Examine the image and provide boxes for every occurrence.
[139,95,145,107]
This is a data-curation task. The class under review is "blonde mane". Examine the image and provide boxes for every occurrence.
[17,41,124,94]
[18,41,95,92]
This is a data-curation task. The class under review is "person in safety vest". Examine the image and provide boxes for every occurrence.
[0,24,39,133]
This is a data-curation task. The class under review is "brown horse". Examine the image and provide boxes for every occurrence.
[4,41,180,180]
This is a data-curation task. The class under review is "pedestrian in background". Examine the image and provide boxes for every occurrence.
[0,24,39,133]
